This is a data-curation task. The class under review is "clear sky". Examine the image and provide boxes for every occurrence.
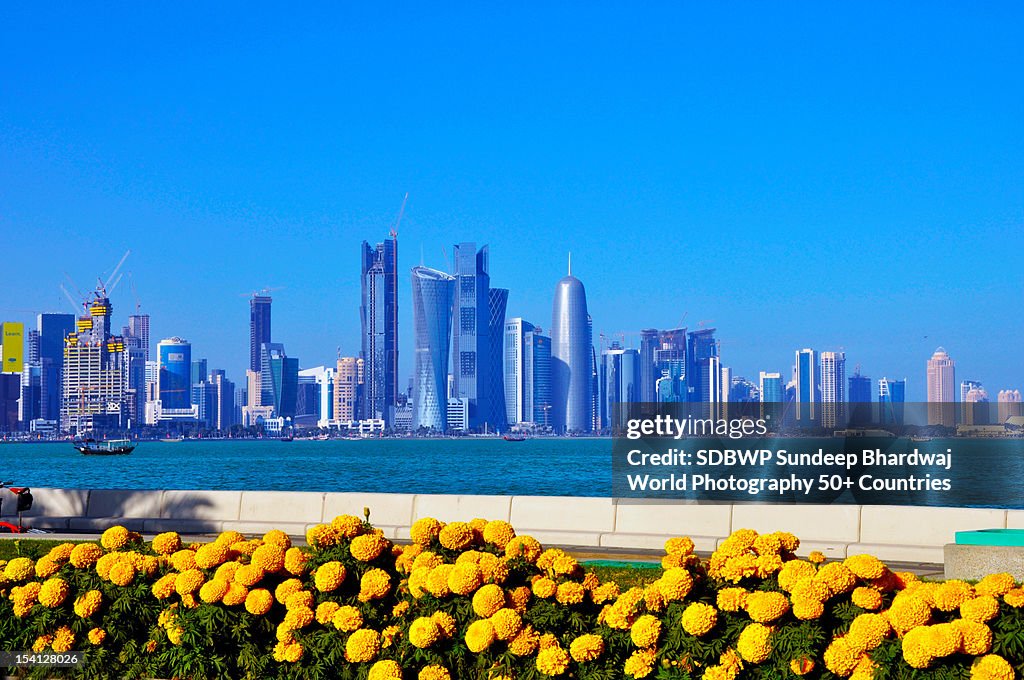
[2,3,1022,400]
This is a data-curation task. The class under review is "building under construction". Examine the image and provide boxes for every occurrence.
[61,293,128,434]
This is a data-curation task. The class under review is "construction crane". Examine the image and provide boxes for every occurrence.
[129,273,142,314]
[390,192,408,239]
[240,286,284,298]
[101,250,131,296]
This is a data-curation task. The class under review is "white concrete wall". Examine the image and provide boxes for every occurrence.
[9,487,1008,564]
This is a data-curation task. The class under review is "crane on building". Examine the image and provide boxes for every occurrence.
[390,192,408,239]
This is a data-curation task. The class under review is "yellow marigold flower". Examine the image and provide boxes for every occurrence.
[421,563,451,597]
[737,622,772,664]
[190,542,225,569]
[792,577,830,603]
[47,542,76,563]
[823,637,858,675]
[665,536,695,556]
[777,560,817,592]
[815,562,856,596]
[314,601,340,625]
[623,648,657,678]
[222,582,249,606]
[74,590,102,618]
[505,535,542,562]
[32,635,51,653]
[283,605,314,630]
[469,583,503,617]
[977,573,1016,598]
[540,632,559,649]
[34,555,60,579]
[52,625,75,653]
[490,607,523,640]
[591,581,620,605]
[332,604,364,632]
[100,525,131,551]
[888,592,932,633]
[284,546,309,575]
[716,587,748,611]
[808,550,826,564]
[536,645,570,676]
[346,628,381,663]
[282,641,303,663]
[448,563,482,596]
[682,602,718,636]
[901,627,933,669]
[720,554,757,582]
[243,588,273,615]
[537,548,566,571]
[657,567,694,601]
[70,544,103,569]
[306,523,340,549]
[247,544,284,573]
[557,581,586,605]
[314,560,346,592]
[39,577,69,607]
[96,554,118,581]
[214,560,240,582]
[753,533,782,556]
[508,624,540,655]
[754,553,784,578]
[215,530,245,545]
[418,666,451,680]
[169,549,197,572]
[852,586,883,610]
[367,659,402,680]
[174,567,204,595]
[351,532,390,563]
[847,613,891,653]
[409,616,442,648]
[480,554,510,584]
[275,577,303,603]
[412,551,444,571]
[430,610,456,638]
[791,657,815,676]
[410,517,443,545]
[952,619,993,655]
[152,573,177,599]
[971,654,1015,680]
[569,633,604,663]
[792,596,825,620]
[87,627,106,645]
[285,590,314,610]
[465,619,496,653]
[1003,588,1024,608]
[482,520,516,548]
[745,591,790,622]
[844,554,886,580]
[359,568,391,601]
[4,557,34,581]
[932,580,974,611]
[438,522,475,551]
[382,624,398,649]
[330,514,364,538]
[262,528,291,549]
[199,579,229,604]
[553,555,580,577]
[533,576,557,599]
[630,613,661,648]
[233,563,264,587]
[924,622,963,658]
[850,654,876,680]
[962,595,1000,623]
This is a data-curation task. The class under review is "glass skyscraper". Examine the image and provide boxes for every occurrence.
[504,318,552,428]
[37,313,75,421]
[550,265,592,433]
[260,342,298,419]
[879,377,906,426]
[249,294,272,374]
[820,351,846,429]
[794,348,819,425]
[601,344,640,430]
[157,337,192,410]
[412,266,455,431]
[360,236,398,426]
[686,328,718,416]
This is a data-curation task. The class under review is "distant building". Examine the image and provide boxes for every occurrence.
[687,328,718,416]
[127,313,150,362]
[729,376,759,403]
[639,329,660,403]
[964,387,990,426]
[550,262,592,433]
[334,357,364,423]
[848,372,873,426]
[260,343,298,420]
[447,397,469,432]
[37,313,75,422]
[794,348,818,425]
[759,372,784,424]
[959,379,983,426]
[1,322,24,375]
[656,360,686,403]
[360,235,398,426]
[878,377,906,426]
[412,266,455,431]
[504,319,553,429]
[0,374,18,432]
[601,344,640,430]
[998,390,1023,424]
[820,351,846,429]
[208,369,235,431]
[249,294,272,374]
[61,296,128,433]
[157,338,192,410]
[926,347,956,426]
[298,365,335,427]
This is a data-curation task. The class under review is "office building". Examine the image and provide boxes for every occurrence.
[794,348,818,425]
[820,351,846,429]
[848,371,873,426]
[550,261,592,433]
[250,294,272,374]
[298,365,335,427]
[260,343,298,420]
[127,313,150,362]
[964,386,991,426]
[208,369,235,431]
[504,318,552,428]
[61,295,128,433]
[729,376,758,403]
[639,329,659,403]
[656,361,686,403]
[686,328,718,415]
[1,322,24,375]
[334,357,364,423]
[360,235,398,425]
[157,338,192,410]
[600,344,640,429]
[412,266,455,431]
[959,379,983,425]
[447,397,469,432]
[37,313,75,421]
[878,377,906,426]
[927,348,956,426]
[191,359,208,388]
[998,390,1022,423]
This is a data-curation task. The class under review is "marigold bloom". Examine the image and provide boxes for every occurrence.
[536,645,570,676]
[952,619,993,655]
[483,520,516,548]
[284,547,309,575]
[170,549,198,572]
[630,614,661,648]
[961,595,999,623]
[409,617,442,648]
[87,628,106,645]
[777,560,817,592]
[438,521,475,551]
[557,581,586,605]
[199,579,229,604]
[410,517,444,546]
[351,532,390,562]
[215,530,245,546]
[976,573,1016,598]
[274,577,303,603]
[888,593,932,632]
[745,591,789,622]
[533,576,557,599]
[971,654,1014,680]
[367,660,402,680]
[851,586,883,610]
[490,607,522,640]
[152,573,177,599]
[569,633,604,662]
[315,601,340,625]
[194,542,229,569]
[465,619,496,652]
[665,536,695,556]
[447,563,483,596]
[344,628,381,663]
[314,561,346,592]
[100,525,132,551]
[431,610,457,638]
[738,623,772,664]
[682,602,718,636]
[792,596,825,620]
[824,637,859,674]
[505,535,542,562]
[844,554,886,580]
[250,544,285,573]
[359,568,391,601]
[847,613,891,653]
[332,605,364,632]
[418,665,451,680]
[222,582,249,606]
[34,555,60,579]
[52,626,75,653]
[285,590,314,611]
[306,523,340,549]
[4,557,34,581]
[623,648,657,678]
[39,577,69,607]
[233,564,264,587]
[716,587,748,611]
[174,568,204,595]
[74,589,103,618]
[901,627,933,669]
[263,528,292,549]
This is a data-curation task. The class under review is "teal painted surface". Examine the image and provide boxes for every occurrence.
[955,529,1024,546]
[581,559,661,569]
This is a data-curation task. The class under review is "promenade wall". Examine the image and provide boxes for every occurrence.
[5,488,1013,563]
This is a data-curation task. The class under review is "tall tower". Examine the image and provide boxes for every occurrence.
[550,257,592,433]
[794,348,818,425]
[639,329,659,403]
[249,294,272,374]
[37,313,75,421]
[127,314,151,362]
[61,295,128,433]
[412,266,455,431]
[926,347,956,426]
[360,235,398,425]
[820,351,846,429]
[157,337,192,410]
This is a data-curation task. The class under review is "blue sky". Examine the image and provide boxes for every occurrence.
[1,3,1021,399]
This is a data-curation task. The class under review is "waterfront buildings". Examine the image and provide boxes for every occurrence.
[61,296,128,433]
[550,263,592,433]
[686,328,717,415]
[127,313,150,362]
[927,347,956,426]
[412,266,455,431]
[503,318,552,428]
[260,343,298,420]
[249,294,272,374]
[157,338,191,410]
[38,313,75,422]
[208,369,235,431]
[820,351,846,428]
[333,357,364,423]
[878,377,906,425]
[794,348,818,425]
[360,235,398,426]
[601,343,640,429]
[2,322,25,375]
[998,390,1022,423]
[639,329,659,403]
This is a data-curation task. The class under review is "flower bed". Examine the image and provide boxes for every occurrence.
[1,514,1021,679]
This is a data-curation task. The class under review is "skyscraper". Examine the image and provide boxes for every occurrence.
[1,322,24,375]
[794,348,818,425]
[62,295,128,433]
[686,328,717,416]
[412,266,455,431]
[157,337,192,410]
[820,351,846,429]
[959,379,983,425]
[550,261,592,433]
[504,318,533,425]
[486,287,509,431]
[360,236,398,426]
[208,369,235,431]
[639,329,659,403]
[926,347,956,426]
[964,387,990,426]
[601,344,640,429]
[334,356,364,423]
[878,377,906,426]
[250,294,272,374]
[848,371,873,427]
[37,313,75,422]
[998,390,1022,423]
[260,343,298,419]
[128,313,150,362]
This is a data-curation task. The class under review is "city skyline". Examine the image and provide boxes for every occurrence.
[2,4,1022,399]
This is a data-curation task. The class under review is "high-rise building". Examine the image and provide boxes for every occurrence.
[334,357,364,423]
[157,337,192,410]
[820,351,846,429]
[249,294,272,374]
[878,377,906,426]
[360,236,398,426]
[794,348,818,425]
[685,328,718,418]
[26,330,40,364]
[37,313,75,422]
[190,359,208,388]
[848,371,873,427]
[412,266,455,431]
[122,334,147,428]
[1,322,25,375]
[550,262,593,433]
[959,379,983,425]
[260,343,298,419]
[601,344,640,429]
[998,390,1022,423]
[208,369,235,431]
[964,387,991,426]
[19,363,42,425]
[639,329,659,403]
[729,376,759,403]
[656,361,687,403]
[61,295,128,433]
[298,366,335,427]
[0,374,18,432]
[504,319,553,429]
[127,314,150,362]
[486,287,509,430]
[927,347,956,426]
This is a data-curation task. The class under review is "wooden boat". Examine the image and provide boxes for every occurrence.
[503,434,527,442]
[75,438,136,455]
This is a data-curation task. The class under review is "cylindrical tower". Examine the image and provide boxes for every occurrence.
[411,266,455,431]
[551,272,592,433]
